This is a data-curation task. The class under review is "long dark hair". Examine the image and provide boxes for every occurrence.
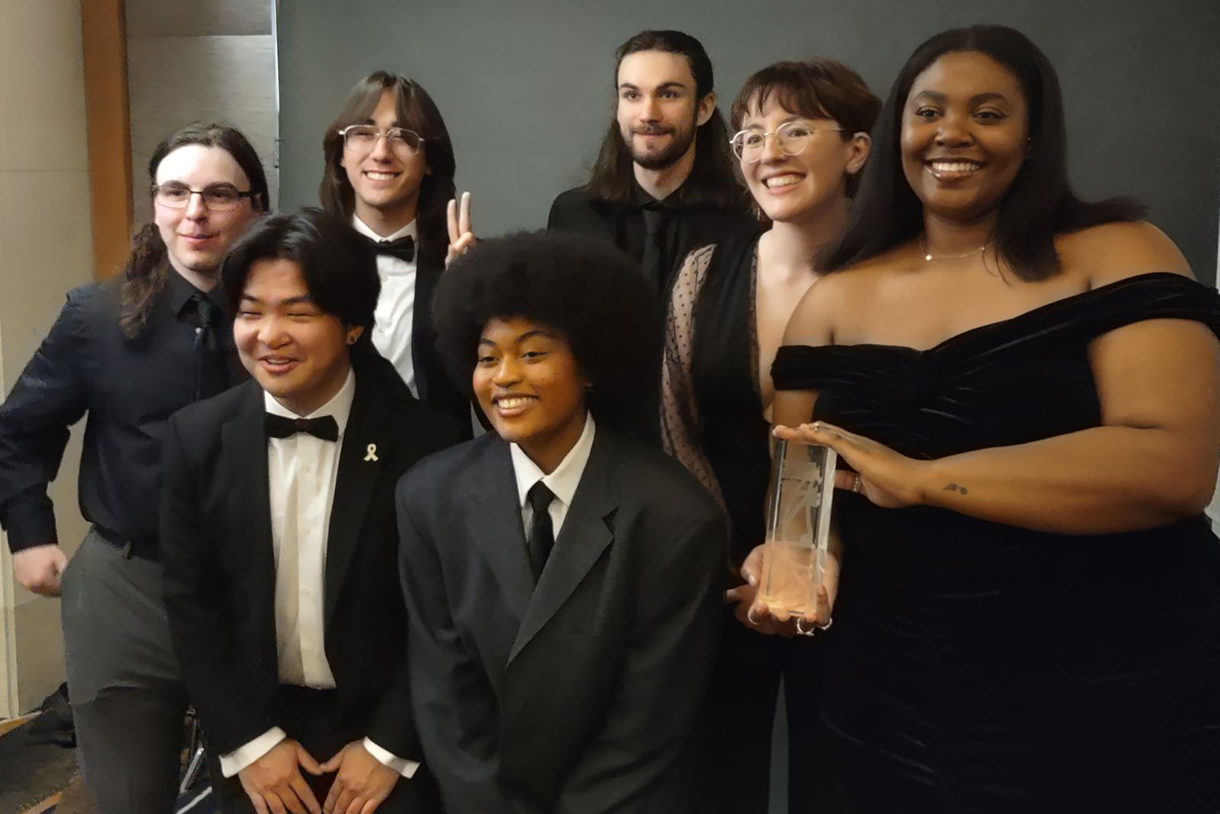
[320,72,456,269]
[120,123,268,338]
[584,30,744,210]
[820,25,1142,280]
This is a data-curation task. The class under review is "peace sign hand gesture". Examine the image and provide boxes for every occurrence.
[445,191,476,268]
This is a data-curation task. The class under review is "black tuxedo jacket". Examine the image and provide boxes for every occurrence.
[546,186,757,294]
[407,260,472,436]
[397,426,727,814]
[160,351,464,758]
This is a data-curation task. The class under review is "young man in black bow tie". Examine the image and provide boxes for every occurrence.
[160,209,463,814]
[398,231,727,814]
[319,71,469,430]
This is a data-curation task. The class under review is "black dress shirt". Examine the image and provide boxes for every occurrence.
[0,270,242,560]
[547,180,757,295]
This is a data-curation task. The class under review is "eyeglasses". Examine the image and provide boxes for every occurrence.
[151,182,258,211]
[339,125,424,156]
[730,121,844,163]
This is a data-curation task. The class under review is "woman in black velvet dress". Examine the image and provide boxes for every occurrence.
[747,25,1220,813]
[660,59,877,813]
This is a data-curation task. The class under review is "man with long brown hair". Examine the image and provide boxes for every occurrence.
[547,30,754,295]
[319,71,469,431]
[0,123,267,812]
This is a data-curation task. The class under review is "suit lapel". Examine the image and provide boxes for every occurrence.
[469,439,536,625]
[411,263,441,404]
[509,431,617,664]
[323,370,384,627]
[220,383,277,645]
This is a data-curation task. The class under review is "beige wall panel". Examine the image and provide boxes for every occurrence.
[127,34,278,221]
[0,165,92,713]
[0,171,96,346]
[0,0,90,172]
[126,0,272,37]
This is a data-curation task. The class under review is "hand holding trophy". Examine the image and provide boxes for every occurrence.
[733,437,838,636]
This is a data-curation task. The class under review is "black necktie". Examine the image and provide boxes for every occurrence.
[369,234,415,263]
[526,482,556,580]
[640,205,667,294]
[190,294,228,399]
[264,413,340,442]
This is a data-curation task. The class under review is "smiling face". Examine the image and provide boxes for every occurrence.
[739,93,868,224]
[615,50,713,171]
[900,50,1029,224]
[473,317,589,473]
[341,89,428,229]
[234,257,360,416]
[153,144,259,285]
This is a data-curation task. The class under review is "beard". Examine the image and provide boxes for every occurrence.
[621,120,697,171]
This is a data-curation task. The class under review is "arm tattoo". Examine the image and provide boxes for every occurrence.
[943,483,969,495]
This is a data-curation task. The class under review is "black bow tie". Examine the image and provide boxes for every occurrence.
[368,234,415,263]
[265,413,340,442]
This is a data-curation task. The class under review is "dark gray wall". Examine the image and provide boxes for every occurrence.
[277,0,1219,282]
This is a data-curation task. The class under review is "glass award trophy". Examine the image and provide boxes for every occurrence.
[758,439,837,616]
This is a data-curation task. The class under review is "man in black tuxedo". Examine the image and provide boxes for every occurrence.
[319,70,470,431]
[161,210,463,814]
[547,30,754,295]
[398,231,728,814]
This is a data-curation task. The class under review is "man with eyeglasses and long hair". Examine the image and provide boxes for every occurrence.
[319,71,471,432]
[547,30,755,296]
[0,122,268,813]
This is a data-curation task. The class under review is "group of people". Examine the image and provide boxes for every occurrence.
[1,21,1219,814]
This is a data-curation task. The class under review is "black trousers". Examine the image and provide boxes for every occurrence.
[211,686,442,814]
[705,606,840,814]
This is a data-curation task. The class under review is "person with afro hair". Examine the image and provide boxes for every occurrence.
[397,230,728,813]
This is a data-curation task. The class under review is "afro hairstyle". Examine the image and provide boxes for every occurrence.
[432,230,660,433]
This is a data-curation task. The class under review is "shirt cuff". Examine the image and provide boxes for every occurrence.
[363,737,420,779]
[2,498,58,552]
[220,727,287,777]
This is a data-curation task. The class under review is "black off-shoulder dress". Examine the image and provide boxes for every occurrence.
[771,273,1220,813]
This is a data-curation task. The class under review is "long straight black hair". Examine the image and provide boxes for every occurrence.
[820,25,1142,280]
[320,72,456,269]
[584,30,744,211]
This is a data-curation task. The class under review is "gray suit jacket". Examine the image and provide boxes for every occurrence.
[397,426,726,814]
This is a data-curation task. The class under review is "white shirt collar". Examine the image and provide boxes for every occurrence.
[510,414,596,510]
[264,367,357,439]
[352,215,417,244]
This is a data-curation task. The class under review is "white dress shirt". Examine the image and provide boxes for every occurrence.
[220,370,418,780]
[353,216,418,397]
[510,415,596,541]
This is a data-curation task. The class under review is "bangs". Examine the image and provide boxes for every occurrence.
[735,79,832,128]
[730,59,880,139]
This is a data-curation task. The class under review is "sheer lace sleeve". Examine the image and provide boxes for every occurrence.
[661,244,725,508]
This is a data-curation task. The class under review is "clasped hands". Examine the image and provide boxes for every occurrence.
[238,739,399,814]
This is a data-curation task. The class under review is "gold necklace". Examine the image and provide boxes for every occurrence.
[920,235,992,262]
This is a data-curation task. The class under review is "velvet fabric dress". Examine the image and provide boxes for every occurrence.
[771,272,1220,813]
